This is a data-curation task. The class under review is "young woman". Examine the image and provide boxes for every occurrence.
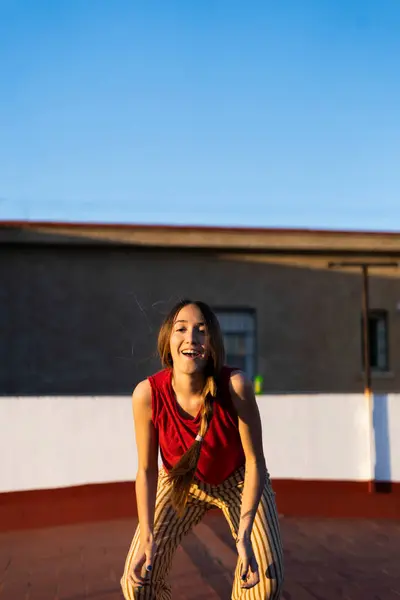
[121,300,284,600]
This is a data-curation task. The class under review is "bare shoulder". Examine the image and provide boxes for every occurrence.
[228,371,263,448]
[229,370,254,399]
[132,379,152,413]
[131,379,158,467]
[228,371,257,417]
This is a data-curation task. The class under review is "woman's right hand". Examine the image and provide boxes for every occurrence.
[236,535,260,589]
[128,538,157,589]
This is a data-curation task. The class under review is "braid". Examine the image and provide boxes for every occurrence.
[168,375,216,516]
[157,299,225,516]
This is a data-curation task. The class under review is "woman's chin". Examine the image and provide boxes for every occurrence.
[178,359,206,375]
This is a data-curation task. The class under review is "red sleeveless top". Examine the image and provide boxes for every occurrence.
[149,366,245,485]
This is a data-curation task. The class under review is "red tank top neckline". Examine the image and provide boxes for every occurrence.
[166,370,203,424]
[149,366,246,485]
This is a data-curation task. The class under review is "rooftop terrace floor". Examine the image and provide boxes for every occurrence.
[1,512,399,599]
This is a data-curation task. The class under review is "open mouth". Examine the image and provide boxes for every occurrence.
[181,350,203,359]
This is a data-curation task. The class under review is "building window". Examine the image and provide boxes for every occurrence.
[361,310,389,372]
[215,309,256,380]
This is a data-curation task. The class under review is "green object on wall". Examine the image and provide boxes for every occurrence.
[254,375,263,395]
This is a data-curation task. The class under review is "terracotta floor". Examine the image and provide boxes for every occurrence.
[1,512,399,599]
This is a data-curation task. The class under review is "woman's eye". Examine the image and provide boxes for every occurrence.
[175,326,206,334]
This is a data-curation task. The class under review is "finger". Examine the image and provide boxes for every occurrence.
[135,564,146,577]
[244,569,260,588]
[240,558,250,584]
[242,559,259,589]
[132,564,148,586]
[145,548,155,573]
[241,571,258,589]
[133,555,145,575]
[129,573,147,587]
[242,577,258,589]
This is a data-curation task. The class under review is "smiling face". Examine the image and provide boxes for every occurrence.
[157,299,225,377]
[169,304,210,375]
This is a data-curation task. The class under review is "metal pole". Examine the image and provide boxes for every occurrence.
[361,266,371,395]
[361,265,374,492]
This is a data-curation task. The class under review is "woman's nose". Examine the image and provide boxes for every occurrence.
[185,327,197,343]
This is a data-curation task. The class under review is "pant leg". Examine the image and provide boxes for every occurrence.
[120,468,210,600]
[215,468,284,600]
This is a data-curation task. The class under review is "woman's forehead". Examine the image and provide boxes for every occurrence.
[174,304,205,323]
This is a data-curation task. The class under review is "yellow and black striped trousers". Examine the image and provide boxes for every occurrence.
[121,465,284,600]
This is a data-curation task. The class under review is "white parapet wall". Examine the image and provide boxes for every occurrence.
[0,396,137,493]
[373,393,400,482]
[0,393,399,493]
[258,394,372,481]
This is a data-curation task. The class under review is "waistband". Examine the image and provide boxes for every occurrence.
[159,463,271,493]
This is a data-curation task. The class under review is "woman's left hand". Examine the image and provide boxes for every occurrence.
[236,536,260,589]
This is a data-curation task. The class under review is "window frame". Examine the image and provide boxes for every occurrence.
[213,306,257,380]
[361,309,389,373]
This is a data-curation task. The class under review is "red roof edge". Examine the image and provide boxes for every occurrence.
[0,218,400,237]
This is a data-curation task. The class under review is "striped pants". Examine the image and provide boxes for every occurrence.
[121,465,284,600]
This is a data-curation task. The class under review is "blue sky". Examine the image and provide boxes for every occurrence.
[1,0,400,230]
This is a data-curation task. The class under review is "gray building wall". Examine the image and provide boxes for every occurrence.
[1,243,399,395]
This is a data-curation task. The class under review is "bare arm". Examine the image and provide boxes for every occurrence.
[132,379,159,545]
[229,371,266,541]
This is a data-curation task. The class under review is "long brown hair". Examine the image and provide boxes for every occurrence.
[157,299,225,516]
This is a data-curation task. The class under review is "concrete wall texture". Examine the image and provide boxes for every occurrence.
[1,243,400,395]
[2,393,400,493]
